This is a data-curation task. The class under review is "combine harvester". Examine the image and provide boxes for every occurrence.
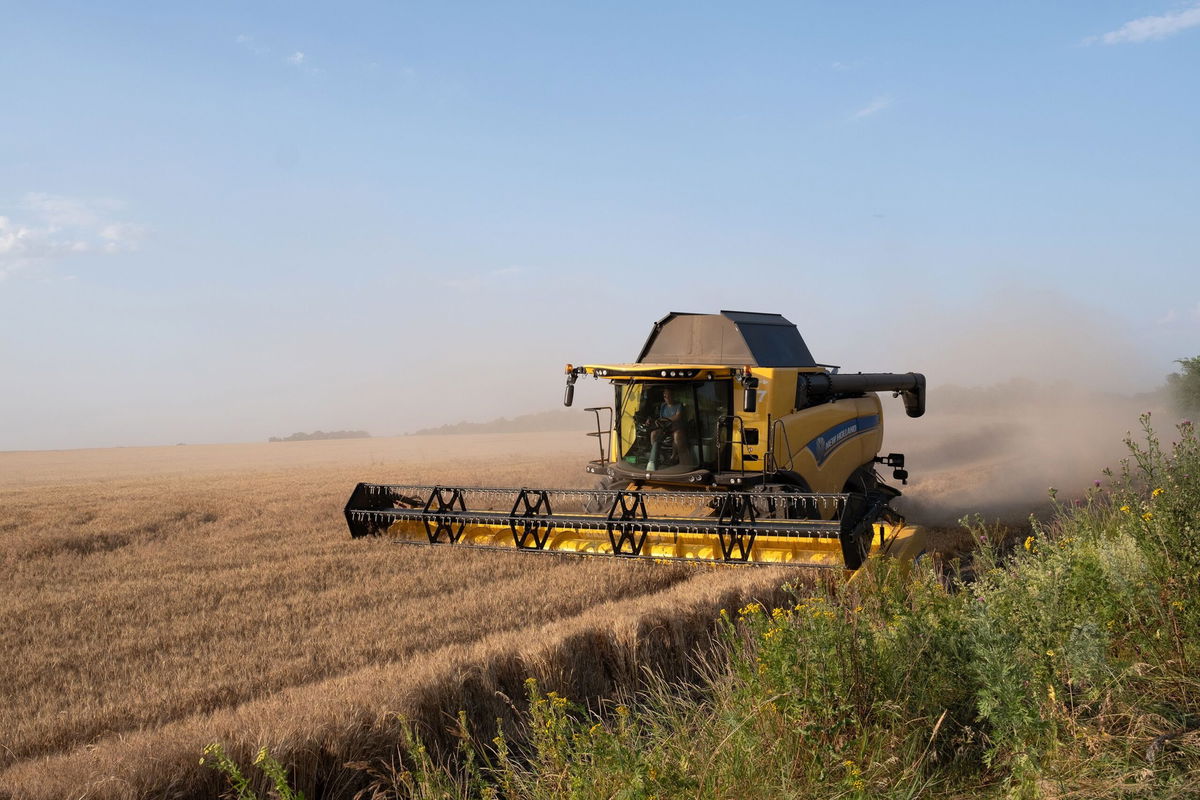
[346,311,927,572]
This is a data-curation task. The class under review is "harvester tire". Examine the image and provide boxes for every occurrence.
[582,477,620,513]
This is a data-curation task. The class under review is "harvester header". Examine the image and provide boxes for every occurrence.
[346,310,928,571]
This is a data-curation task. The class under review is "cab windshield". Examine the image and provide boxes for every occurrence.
[614,380,731,472]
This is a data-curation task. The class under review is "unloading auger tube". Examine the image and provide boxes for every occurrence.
[344,484,924,569]
[796,371,926,419]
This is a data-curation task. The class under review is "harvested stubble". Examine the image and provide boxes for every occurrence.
[0,433,794,799]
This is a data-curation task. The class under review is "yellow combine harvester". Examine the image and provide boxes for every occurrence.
[346,311,927,571]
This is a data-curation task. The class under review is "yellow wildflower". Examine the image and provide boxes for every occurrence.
[1024,536,1035,552]
[1048,684,1057,703]
[1120,505,1132,514]
[253,746,268,766]
[1152,487,1164,498]
[1046,649,1055,657]
[1142,512,1153,521]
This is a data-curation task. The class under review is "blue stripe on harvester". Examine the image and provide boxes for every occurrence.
[804,415,880,467]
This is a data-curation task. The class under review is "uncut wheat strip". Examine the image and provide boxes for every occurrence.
[0,567,802,800]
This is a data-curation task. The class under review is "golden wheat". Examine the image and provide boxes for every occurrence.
[0,434,792,799]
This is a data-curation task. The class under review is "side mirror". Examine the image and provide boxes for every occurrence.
[742,384,757,413]
[563,383,575,407]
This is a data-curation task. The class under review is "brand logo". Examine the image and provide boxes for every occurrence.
[805,416,879,466]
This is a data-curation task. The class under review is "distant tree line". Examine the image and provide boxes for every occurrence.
[408,409,580,436]
[268,430,370,442]
[1168,356,1200,416]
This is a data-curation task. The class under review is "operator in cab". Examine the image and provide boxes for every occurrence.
[646,386,693,471]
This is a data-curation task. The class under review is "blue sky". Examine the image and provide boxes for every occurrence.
[2,1,1198,450]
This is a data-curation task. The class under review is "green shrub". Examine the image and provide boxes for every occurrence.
[201,742,306,800]
[1166,356,1200,416]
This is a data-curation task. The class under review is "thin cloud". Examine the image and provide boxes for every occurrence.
[285,50,324,75]
[235,35,320,74]
[0,194,144,281]
[23,192,118,228]
[1153,303,1200,329]
[1089,2,1200,44]
[234,33,270,57]
[850,96,894,120]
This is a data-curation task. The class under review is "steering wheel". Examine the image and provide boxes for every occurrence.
[636,417,673,434]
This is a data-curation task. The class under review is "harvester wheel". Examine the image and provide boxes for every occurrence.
[753,484,810,520]
[583,477,620,513]
[842,465,880,495]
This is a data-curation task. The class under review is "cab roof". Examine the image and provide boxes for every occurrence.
[635,311,817,368]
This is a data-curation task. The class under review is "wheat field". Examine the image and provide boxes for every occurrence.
[1,400,1110,799]
[0,433,795,799]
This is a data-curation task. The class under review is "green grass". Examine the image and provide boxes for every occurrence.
[210,415,1200,799]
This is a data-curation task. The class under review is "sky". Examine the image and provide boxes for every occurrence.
[1,1,1198,451]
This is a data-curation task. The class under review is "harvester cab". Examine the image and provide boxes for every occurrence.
[568,310,923,494]
[346,311,927,572]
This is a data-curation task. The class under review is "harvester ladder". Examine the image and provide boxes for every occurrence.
[585,406,613,462]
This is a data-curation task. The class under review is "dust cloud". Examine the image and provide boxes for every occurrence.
[888,382,1159,525]
[873,288,1173,526]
